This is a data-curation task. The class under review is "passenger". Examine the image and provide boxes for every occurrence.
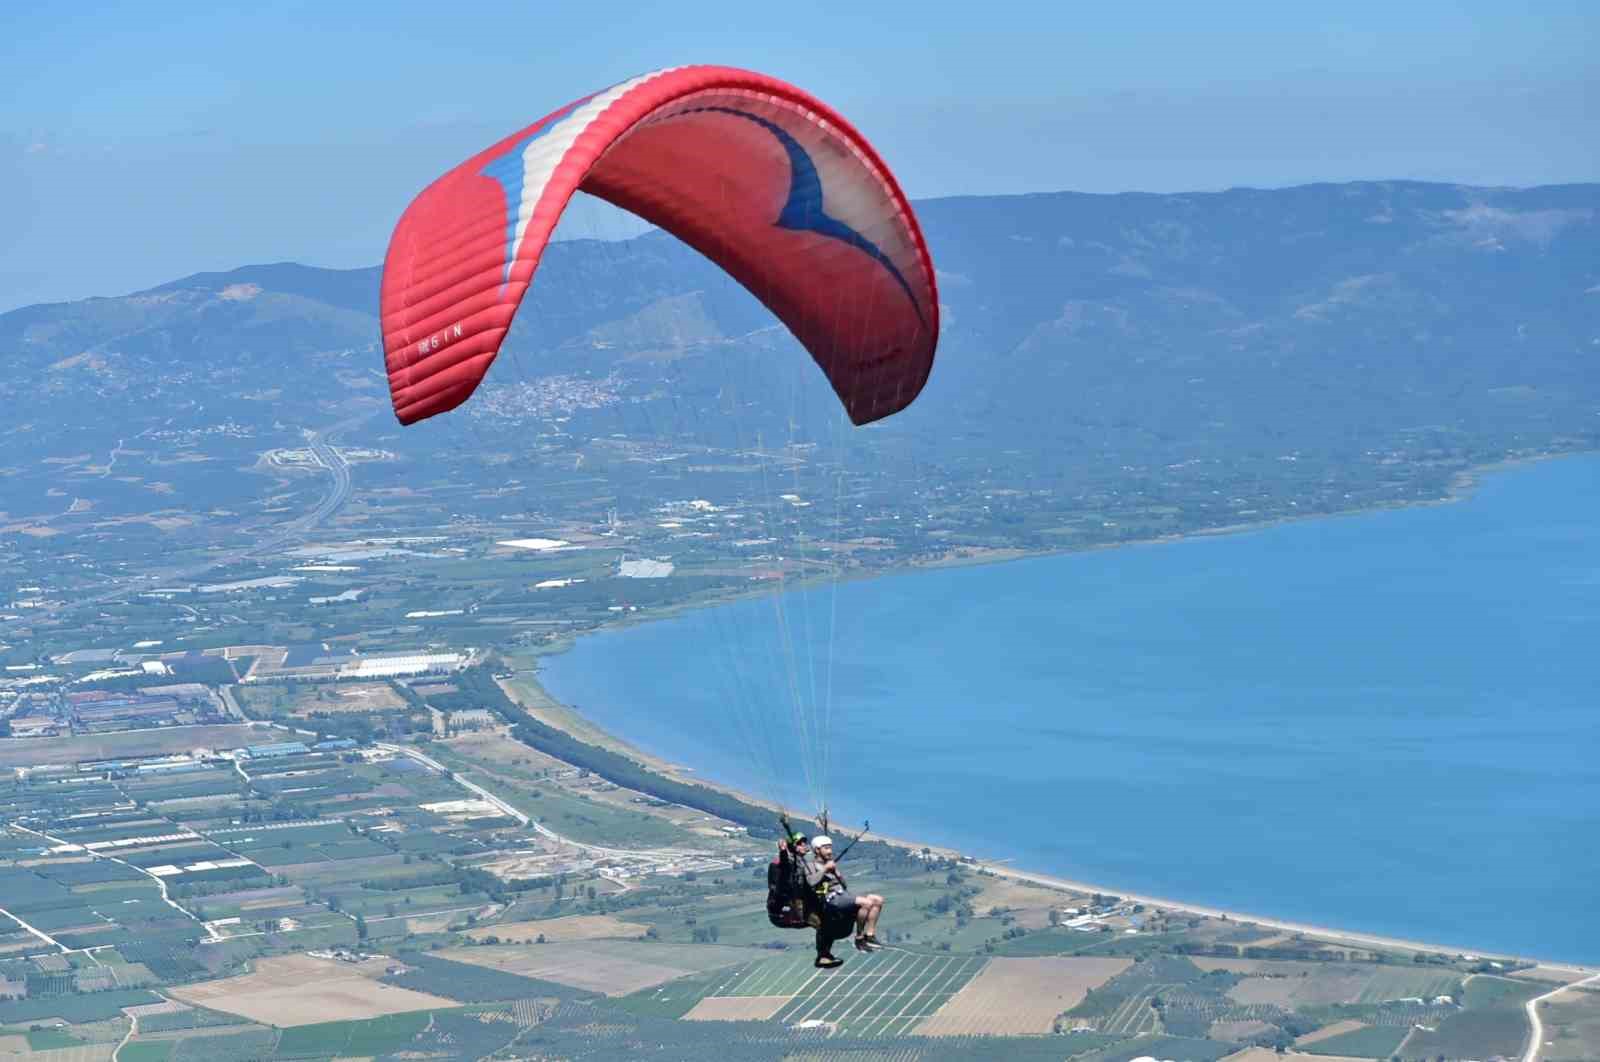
[804,834,884,960]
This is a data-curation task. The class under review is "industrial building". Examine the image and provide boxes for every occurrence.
[241,741,310,759]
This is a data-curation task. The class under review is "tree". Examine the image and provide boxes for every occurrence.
[355,913,368,940]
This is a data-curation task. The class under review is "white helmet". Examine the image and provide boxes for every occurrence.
[812,835,834,848]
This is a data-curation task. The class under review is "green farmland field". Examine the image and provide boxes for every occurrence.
[118,1042,175,1062]
[687,950,988,1038]
[1355,967,1461,1003]
[274,1012,432,1058]
[1300,1023,1410,1056]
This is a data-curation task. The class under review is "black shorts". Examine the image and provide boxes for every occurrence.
[818,901,855,942]
[823,892,858,937]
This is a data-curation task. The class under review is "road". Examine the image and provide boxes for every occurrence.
[226,422,358,555]
[99,438,126,478]
[9,820,218,939]
[0,899,66,952]
[374,742,735,868]
[0,415,368,628]
[113,1011,137,1062]
[981,859,1599,982]
[376,742,533,828]
[1522,970,1600,1062]
[295,428,354,532]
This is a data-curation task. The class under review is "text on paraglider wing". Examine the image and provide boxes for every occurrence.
[416,323,465,358]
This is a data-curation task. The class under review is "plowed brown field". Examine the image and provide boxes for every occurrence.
[168,953,452,1026]
[683,996,791,1021]
[914,956,1131,1036]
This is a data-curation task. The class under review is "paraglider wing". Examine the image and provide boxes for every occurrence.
[380,65,939,426]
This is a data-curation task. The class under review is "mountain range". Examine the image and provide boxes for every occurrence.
[2,180,1596,534]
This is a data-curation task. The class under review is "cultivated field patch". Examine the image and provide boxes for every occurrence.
[1220,1050,1369,1062]
[1209,1018,1276,1041]
[691,950,988,1039]
[1355,967,1459,1003]
[1537,985,1600,1062]
[1228,968,1370,1007]
[438,940,747,996]
[167,953,454,1026]
[682,995,790,1022]
[443,729,565,773]
[284,683,406,716]
[0,727,257,768]
[1516,964,1592,984]
[1190,957,1328,975]
[915,956,1130,1036]
[1294,1018,1367,1044]
[7,1046,117,1062]
[971,877,1073,930]
[466,914,648,943]
[1297,1024,1410,1057]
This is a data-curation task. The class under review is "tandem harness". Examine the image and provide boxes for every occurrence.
[767,812,817,929]
[766,853,814,930]
[766,813,870,931]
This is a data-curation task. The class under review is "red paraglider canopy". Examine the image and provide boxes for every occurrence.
[380,65,939,427]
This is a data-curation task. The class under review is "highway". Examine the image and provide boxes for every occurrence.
[3,416,368,625]
[296,428,354,532]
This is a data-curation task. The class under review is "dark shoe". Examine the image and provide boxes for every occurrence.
[860,934,884,950]
[854,935,883,952]
[815,954,843,969]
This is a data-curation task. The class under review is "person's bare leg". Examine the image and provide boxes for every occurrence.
[865,897,883,936]
[855,902,869,936]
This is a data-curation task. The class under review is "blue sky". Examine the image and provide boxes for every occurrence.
[3,0,1595,310]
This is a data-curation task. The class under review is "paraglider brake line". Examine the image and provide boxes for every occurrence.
[836,820,870,860]
[776,810,865,860]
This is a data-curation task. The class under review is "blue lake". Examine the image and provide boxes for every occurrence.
[542,454,1600,963]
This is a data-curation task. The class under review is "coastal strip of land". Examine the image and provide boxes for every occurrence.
[501,665,1597,979]
[983,862,1597,980]
[1521,971,1600,1062]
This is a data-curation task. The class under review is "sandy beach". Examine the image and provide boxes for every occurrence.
[979,862,1597,979]
[514,449,1600,976]
[508,662,1598,979]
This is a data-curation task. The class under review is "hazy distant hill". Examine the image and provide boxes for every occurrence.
[3,181,1596,518]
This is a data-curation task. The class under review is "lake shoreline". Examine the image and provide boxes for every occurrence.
[560,447,1595,649]
[506,664,1597,978]
[514,448,1599,974]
